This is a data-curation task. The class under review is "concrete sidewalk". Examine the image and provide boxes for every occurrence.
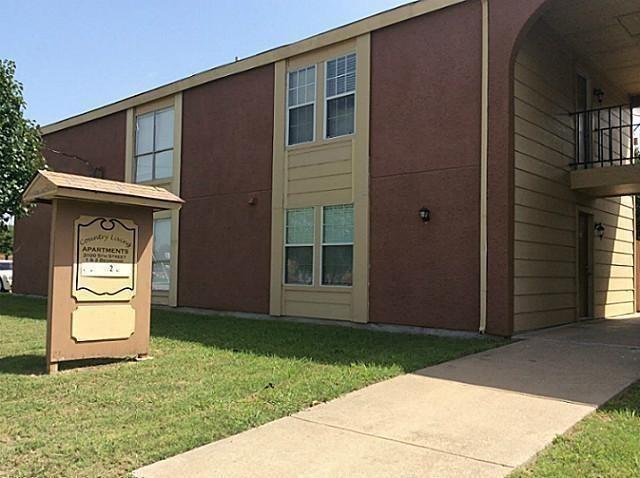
[135,318,640,478]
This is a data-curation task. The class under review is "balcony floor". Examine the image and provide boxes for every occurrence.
[571,163,640,197]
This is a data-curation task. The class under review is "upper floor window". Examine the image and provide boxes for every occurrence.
[288,65,316,146]
[135,107,174,183]
[325,53,356,139]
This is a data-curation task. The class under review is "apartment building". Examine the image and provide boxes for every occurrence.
[14,0,640,336]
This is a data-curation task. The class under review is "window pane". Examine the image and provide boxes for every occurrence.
[153,219,172,260]
[152,219,172,291]
[288,65,316,108]
[136,113,154,155]
[323,204,354,243]
[288,104,314,145]
[322,245,353,286]
[152,261,171,291]
[286,208,314,244]
[326,94,355,138]
[285,246,313,285]
[135,154,153,183]
[155,150,173,179]
[155,108,174,151]
[326,54,356,99]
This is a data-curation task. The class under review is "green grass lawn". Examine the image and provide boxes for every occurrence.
[0,294,502,478]
[512,383,640,478]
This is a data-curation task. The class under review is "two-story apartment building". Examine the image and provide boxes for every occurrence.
[14,0,640,336]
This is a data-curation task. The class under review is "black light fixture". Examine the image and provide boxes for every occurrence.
[419,207,431,223]
[595,223,605,240]
[593,88,605,104]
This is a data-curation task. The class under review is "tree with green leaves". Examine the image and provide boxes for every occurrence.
[0,59,45,224]
[0,225,12,259]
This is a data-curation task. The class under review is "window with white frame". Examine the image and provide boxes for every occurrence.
[288,65,316,145]
[322,204,354,286]
[135,107,174,183]
[285,208,314,285]
[325,53,356,139]
[152,218,172,291]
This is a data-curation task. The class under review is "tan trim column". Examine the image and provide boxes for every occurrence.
[270,60,287,316]
[352,33,371,324]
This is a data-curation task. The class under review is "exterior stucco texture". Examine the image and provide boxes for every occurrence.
[178,65,274,313]
[369,1,483,331]
[13,112,127,296]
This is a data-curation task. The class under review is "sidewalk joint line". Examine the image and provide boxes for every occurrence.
[292,416,515,470]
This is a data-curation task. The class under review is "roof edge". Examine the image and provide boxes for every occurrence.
[41,0,467,136]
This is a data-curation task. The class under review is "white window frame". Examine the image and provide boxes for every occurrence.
[320,204,354,288]
[323,53,357,140]
[283,207,315,287]
[134,106,174,183]
[287,65,317,147]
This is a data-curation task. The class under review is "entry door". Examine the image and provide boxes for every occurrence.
[578,212,594,319]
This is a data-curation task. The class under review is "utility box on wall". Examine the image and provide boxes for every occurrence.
[22,170,184,373]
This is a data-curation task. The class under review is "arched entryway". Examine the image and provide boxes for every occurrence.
[485,0,640,335]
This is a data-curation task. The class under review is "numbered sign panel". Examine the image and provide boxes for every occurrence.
[72,216,138,302]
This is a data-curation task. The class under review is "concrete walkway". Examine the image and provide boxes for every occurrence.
[135,318,640,478]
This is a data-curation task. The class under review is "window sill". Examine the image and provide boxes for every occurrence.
[285,135,352,154]
[133,178,174,187]
[283,285,352,293]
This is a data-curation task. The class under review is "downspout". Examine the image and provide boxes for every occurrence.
[479,0,489,333]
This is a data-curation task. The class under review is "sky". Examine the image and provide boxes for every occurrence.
[2,0,408,126]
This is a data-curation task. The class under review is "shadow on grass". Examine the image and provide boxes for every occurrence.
[0,354,136,376]
[1,294,502,374]
[0,354,46,375]
[0,294,46,321]
[150,307,500,372]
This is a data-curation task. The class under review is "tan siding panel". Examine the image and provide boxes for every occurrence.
[515,222,575,247]
[287,141,352,168]
[515,205,575,231]
[284,300,351,320]
[288,160,352,180]
[288,174,353,195]
[514,294,576,314]
[284,289,352,305]
[514,309,576,333]
[514,260,575,278]
[515,277,575,295]
[287,189,353,209]
[514,241,575,262]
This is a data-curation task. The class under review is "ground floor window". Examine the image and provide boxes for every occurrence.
[322,204,353,286]
[283,204,354,288]
[152,218,171,291]
[285,208,314,285]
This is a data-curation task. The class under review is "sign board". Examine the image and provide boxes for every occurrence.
[73,216,137,302]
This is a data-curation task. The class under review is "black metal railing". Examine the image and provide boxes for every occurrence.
[570,104,640,169]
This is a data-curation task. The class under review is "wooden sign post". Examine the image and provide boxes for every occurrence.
[22,171,183,373]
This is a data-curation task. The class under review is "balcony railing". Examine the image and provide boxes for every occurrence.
[569,104,639,170]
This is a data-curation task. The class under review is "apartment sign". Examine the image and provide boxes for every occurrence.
[73,216,137,302]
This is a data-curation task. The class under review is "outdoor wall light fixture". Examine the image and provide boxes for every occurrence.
[419,207,431,223]
[593,88,605,104]
[594,223,606,240]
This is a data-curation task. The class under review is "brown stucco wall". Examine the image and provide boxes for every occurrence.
[13,112,127,296]
[178,65,274,313]
[369,1,483,331]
